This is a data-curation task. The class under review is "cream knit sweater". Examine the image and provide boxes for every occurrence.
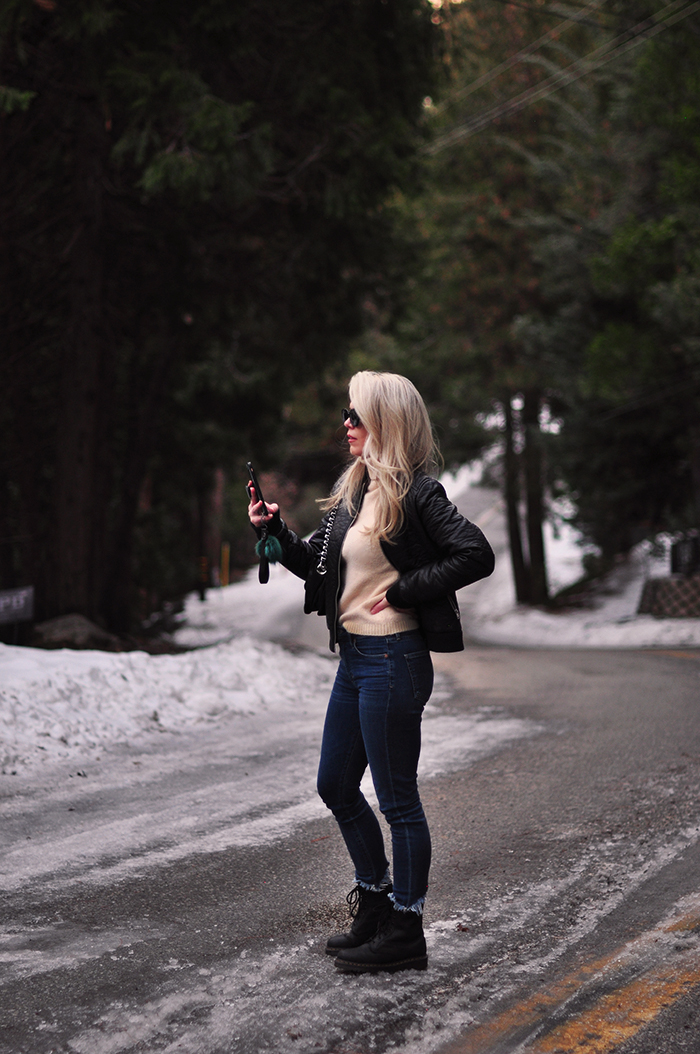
[338,481,419,637]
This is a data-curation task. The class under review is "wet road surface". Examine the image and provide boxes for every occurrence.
[1,644,700,1053]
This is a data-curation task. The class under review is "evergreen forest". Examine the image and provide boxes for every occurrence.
[1,0,699,637]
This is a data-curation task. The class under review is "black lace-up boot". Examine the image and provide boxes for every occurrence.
[325,884,393,956]
[333,905,427,973]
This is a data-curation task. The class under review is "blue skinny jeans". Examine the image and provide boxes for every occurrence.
[316,628,433,912]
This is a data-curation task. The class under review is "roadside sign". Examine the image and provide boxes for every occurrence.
[0,586,34,625]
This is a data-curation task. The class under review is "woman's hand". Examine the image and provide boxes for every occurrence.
[370,594,412,616]
[247,488,279,527]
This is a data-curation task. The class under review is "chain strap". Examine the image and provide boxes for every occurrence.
[315,505,338,576]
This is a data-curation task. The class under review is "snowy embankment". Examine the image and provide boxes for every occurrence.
[0,636,335,774]
[440,463,700,651]
[1,468,699,775]
[466,526,700,649]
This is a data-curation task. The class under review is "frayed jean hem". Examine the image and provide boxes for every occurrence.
[390,893,425,915]
[355,868,391,894]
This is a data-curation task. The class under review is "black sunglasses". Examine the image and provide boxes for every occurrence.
[342,408,362,429]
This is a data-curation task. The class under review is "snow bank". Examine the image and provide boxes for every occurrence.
[2,475,698,776]
[466,532,700,650]
[0,637,336,773]
[173,562,305,649]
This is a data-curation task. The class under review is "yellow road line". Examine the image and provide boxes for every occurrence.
[443,895,700,1054]
[441,956,615,1054]
[531,959,700,1053]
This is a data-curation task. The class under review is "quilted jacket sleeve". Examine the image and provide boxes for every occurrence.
[385,476,494,608]
[254,509,329,583]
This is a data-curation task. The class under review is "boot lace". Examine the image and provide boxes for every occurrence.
[373,908,395,942]
[346,885,362,919]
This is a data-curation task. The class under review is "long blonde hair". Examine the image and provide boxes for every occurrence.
[323,371,439,540]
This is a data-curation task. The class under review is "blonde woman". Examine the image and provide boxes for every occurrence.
[248,371,494,973]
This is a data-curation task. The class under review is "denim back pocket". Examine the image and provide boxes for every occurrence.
[404,650,434,704]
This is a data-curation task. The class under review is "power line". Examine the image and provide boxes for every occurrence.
[434,0,606,113]
[485,0,610,30]
[428,0,700,152]
[430,0,698,148]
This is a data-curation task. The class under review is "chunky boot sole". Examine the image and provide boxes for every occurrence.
[334,952,428,974]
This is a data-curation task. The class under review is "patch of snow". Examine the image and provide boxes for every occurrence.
[461,502,700,650]
[0,636,334,773]
[440,461,486,500]
[1,475,697,779]
[172,563,305,649]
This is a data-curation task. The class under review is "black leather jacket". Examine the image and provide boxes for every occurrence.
[262,472,495,652]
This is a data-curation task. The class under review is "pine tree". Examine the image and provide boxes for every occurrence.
[0,0,437,630]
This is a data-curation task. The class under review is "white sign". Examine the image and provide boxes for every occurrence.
[0,586,34,625]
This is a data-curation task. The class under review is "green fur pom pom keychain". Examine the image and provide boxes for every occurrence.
[255,525,282,584]
[255,533,283,563]
[247,462,283,585]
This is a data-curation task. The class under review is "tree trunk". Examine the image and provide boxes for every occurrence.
[688,421,700,526]
[209,467,225,586]
[102,339,175,631]
[522,389,549,605]
[51,97,107,621]
[197,482,209,602]
[503,396,530,604]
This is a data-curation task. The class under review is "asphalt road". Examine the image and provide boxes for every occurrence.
[1,641,700,1054]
